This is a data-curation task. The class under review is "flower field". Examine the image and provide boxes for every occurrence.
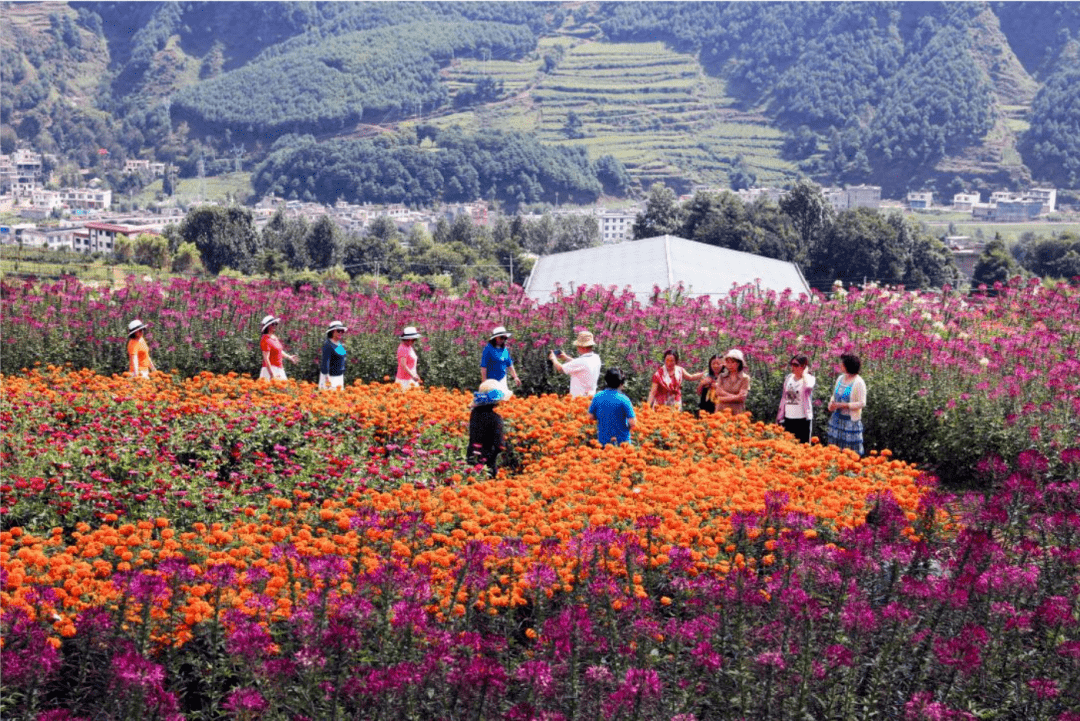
[2,276,1079,719]
[2,276,1078,485]
[2,367,1079,719]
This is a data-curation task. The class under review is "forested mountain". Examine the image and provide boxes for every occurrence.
[251,127,615,207]
[2,1,1078,204]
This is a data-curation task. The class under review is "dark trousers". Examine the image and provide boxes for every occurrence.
[783,417,812,444]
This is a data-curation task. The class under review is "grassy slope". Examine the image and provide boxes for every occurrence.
[415,35,797,193]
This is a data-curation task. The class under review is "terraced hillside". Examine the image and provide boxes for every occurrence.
[430,37,796,192]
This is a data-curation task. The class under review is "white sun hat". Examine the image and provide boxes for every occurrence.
[127,319,148,337]
[261,315,281,333]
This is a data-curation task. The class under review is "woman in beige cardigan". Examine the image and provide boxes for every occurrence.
[826,353,867,455]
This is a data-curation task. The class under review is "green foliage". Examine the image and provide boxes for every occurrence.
[633,183,685,238]
[252,127,614,210]
[601,3,997,193]
[778,179,832,258]
[1019,67,1080,187]
[973,238,1019,287]
[5,2,1078,199]
[179,205,261,275]
[171,21,535,136]
[809,209,959,289]
[1015,231,1080,280]
[170,241,203,275]
[132,232,169,270]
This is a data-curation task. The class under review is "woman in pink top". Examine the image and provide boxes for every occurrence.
[396,326,422,389]
[259,315,297,381]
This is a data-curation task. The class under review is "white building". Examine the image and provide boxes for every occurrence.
[598,209,635,243]
[953,192,980,211]
[907,191,933,209]
[524,234,811,303]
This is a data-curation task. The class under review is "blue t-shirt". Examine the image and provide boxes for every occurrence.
[481,343,513,382]
[589,388,636,446]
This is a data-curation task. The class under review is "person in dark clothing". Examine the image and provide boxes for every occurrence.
[467,379,507,477]
[319,320,348,390]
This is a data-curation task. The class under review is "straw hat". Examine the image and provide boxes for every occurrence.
[127,319,148,337]
[724,348,746,364]
[472,379,508,408]
[573,330,596,348]
[326,320,348,337]
[400,326,421,340]
[261,315,281,333]
[489,326,511,340]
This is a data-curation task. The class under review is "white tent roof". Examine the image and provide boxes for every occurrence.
[523,235,811,302]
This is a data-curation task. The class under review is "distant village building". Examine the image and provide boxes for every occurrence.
[598,209,635,243]
[123,159,168,177]
[83,222,162,254]
[952,192,980,211]
[441,201,490,227]
[845,185,882,209]
[0,149,45,193]
[821,185,882,211]
[59,188,112,211]
[735,187,786,205]
[822,187,848,212]
[907,191,933,209]
[994,198,1044,222]
[18,225,82,251]
[524,234,811,303]
[1025,187,1056,214]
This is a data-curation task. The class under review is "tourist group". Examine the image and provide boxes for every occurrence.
[125,316,867,476]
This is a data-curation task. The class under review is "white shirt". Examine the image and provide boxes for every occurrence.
[561,352,601,397]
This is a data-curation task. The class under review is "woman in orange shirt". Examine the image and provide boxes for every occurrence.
[126,319,157,378]
[259,315,297,381]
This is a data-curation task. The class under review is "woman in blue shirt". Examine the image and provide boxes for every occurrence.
[319,320,348,390]
[480,325,521,394]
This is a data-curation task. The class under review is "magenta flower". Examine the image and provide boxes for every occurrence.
[223,687,269,714]
[933,624,990,674]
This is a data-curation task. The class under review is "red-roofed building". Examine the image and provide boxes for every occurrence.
[84,222,159,254]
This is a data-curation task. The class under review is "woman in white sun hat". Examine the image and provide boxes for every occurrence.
[259,315,297,381]
[319,320,348,390]
[709,348,752,415]
[480,325,520,396]
[126,319,157,378]
[395,326,422,389]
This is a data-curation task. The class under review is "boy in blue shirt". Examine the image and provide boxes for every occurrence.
[588,367,636,446]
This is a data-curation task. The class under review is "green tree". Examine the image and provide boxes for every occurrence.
[779,180,833,262]
[261,208,309,270]
[133,233,170,270]
[171,241,203,274]
[633,183,685,239]
[973,238,1019,288]
[1017,232,1080,281]
[113,233,134,264]
[304,215,344,270]
[179,205,260,275]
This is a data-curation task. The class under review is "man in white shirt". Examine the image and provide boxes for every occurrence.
[549,330,602,397]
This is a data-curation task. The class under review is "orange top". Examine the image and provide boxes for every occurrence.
[127,336,150,374]
[261,334,284,367]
